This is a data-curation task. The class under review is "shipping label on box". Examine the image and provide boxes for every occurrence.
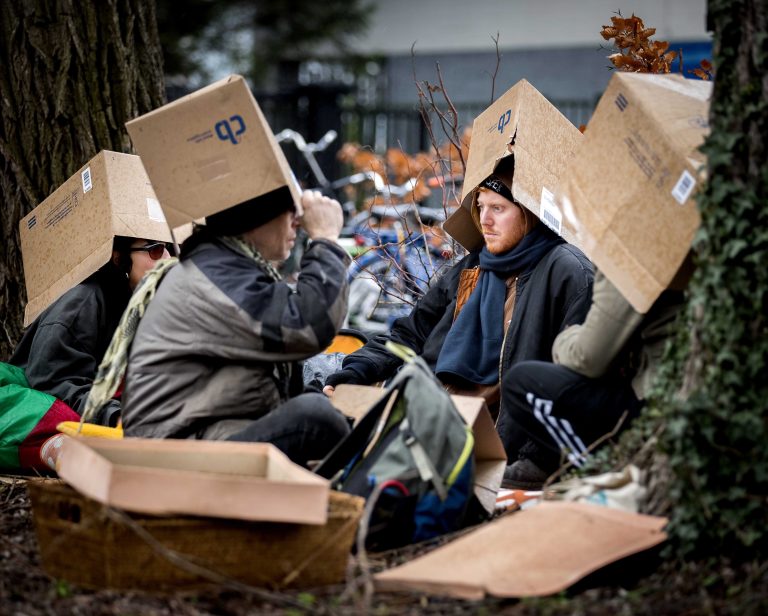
[443,79,583,251]
[555,73,712,313]
[19,151,172,325]
[126,74,301,229]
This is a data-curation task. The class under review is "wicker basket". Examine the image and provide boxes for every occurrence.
[28,480,363,591]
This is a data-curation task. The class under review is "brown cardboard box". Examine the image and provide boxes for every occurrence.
[331,384,506,514]
[56,437,330,525]
[374,501,667,599]
[443,79,583,251]
[19,151,173,326]
[126,74,301,229]
[29,480,363,591]
[555,73,712,313]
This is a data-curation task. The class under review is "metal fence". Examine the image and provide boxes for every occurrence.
[260,93,597,187]
[338,98,597,154]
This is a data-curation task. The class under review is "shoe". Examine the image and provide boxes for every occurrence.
[501,458,549,490]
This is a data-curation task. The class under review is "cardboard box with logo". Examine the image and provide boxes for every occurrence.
[126,74,301,228]
[555,73,712,313]
[330,384,507,514]
[443,79,584,250]
[19,150,173,326]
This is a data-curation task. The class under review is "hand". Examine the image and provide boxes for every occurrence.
[300,190,343,242]
[323,385,335,398]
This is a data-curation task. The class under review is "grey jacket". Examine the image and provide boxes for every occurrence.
[553,270,684,399]
[122,237,349,439]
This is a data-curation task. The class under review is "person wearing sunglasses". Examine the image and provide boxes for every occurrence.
[9,236,170,427]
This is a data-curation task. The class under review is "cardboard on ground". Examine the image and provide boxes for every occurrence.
[555,73,712,313]
[56,436,330,524]
[19,151,173,326]
[126,74,301,229]
[443,79,583,251]
[331,384,506,514]
[374,501,668,599]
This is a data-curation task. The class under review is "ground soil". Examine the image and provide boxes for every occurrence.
[2,477,766,615]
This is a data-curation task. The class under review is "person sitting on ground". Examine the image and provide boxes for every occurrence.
[10,237,170,427]
[113,188,351,467]
[499,265,688,490]
[323,161,594,453]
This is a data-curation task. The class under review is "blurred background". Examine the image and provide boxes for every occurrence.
[157,0,710,184]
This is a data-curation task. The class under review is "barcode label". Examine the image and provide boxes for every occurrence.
[146,197,166,222]
[671,170,696,204]
[540,187,562,236]
[81,167,92,193]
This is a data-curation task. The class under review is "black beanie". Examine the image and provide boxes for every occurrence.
[205,185,296,236]
[479,175,514,202]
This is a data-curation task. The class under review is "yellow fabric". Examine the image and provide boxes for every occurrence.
[57,421,124,439]
[325,333,366,354]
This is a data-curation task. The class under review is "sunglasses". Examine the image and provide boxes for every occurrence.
[130,242,168,260]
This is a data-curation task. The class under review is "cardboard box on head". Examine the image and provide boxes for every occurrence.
[555,73,712,313]
[443,79,583,251]
[19,151,173,327]
[125,74,302,230]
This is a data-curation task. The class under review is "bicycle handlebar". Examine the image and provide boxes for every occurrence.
[274,129,337,153]
[331,171,417,202]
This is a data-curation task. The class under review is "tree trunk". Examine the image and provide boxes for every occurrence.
[0,0,165,360]
[661,0,768,558]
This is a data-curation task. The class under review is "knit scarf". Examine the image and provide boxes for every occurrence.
[81,236,281,425]
[435,225,564,385]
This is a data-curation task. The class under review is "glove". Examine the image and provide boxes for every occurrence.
[325,369,367,389]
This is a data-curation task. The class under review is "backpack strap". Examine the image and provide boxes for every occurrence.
[400,418,448,501]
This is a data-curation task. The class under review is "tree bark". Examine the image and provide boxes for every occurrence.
[0,0,165,360]
[660,0,768,558]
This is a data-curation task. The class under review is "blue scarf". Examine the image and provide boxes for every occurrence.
[435,225,564,384]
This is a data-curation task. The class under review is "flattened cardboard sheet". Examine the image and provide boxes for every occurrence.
[443,79,583,251]
[374,501,667,599]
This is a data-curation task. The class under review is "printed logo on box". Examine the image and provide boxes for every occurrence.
[497,109,512,134]
[215,115,246,144]
[615,93,628,112]
[27,215,37,230]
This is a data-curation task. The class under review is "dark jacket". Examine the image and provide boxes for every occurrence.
[331,243,594,444]
[10,266,130,426]
[122,237,350,439]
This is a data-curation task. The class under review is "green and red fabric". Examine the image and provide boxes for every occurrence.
[0,362,80,471]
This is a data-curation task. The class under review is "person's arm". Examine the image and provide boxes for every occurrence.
[552,271,644,378]
[324,257,461,393]
[23,316,120,426]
